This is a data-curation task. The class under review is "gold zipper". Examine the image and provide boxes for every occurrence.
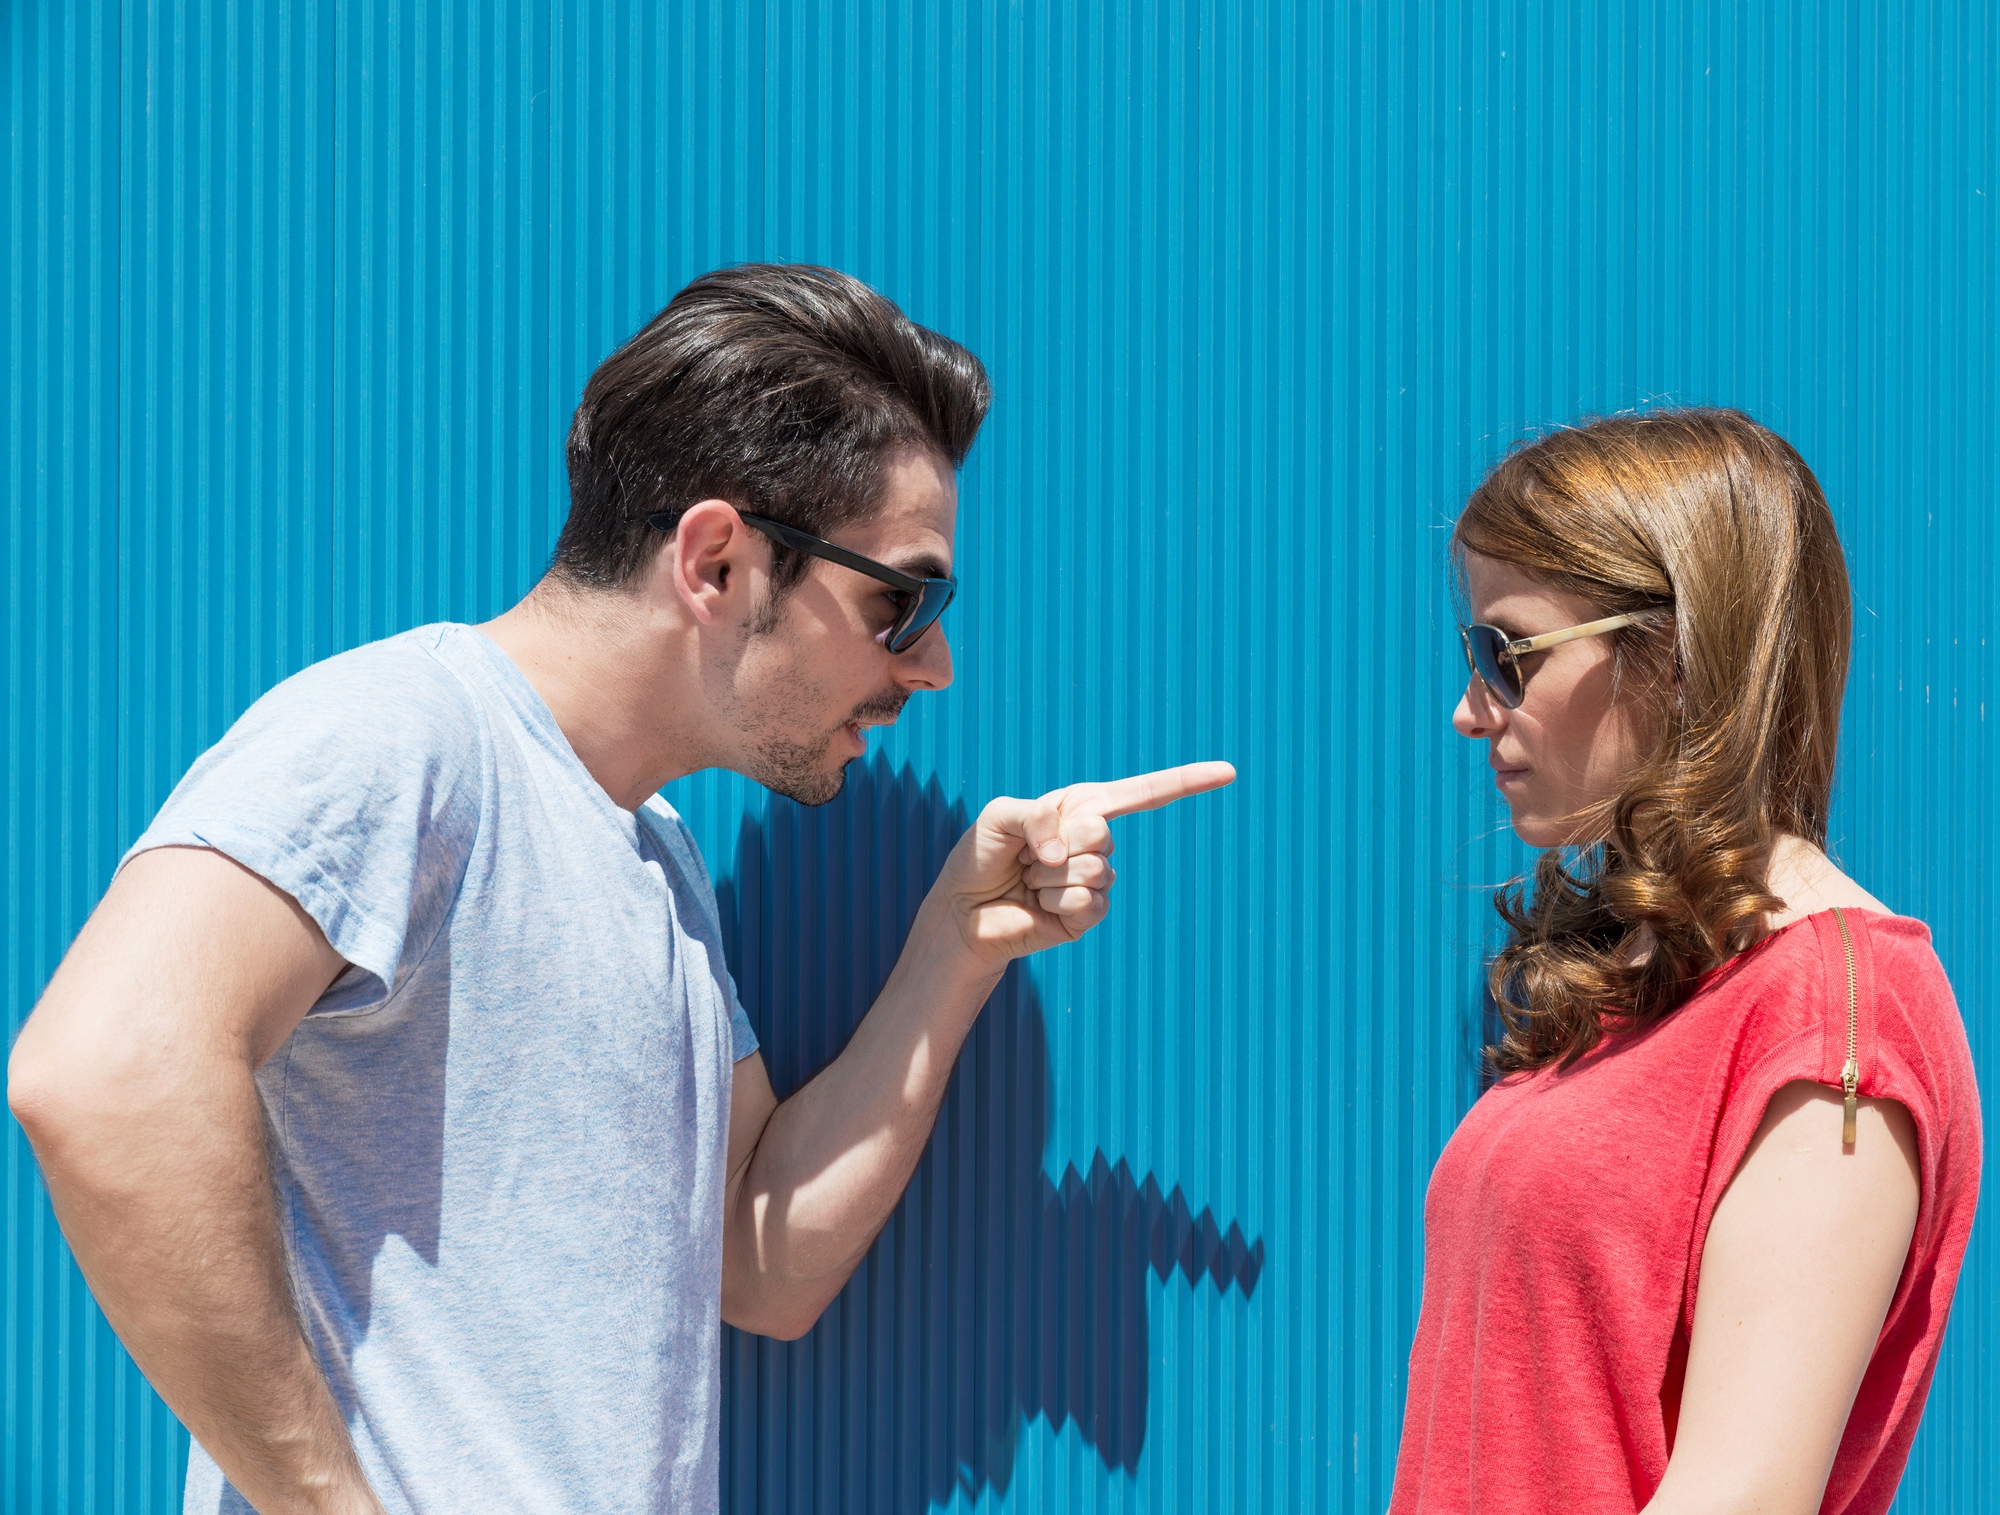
[1831,905,1859,1147]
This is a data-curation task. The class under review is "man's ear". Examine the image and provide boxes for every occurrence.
[661,500,761,627]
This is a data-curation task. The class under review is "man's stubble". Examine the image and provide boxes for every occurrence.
[744,681,908,807]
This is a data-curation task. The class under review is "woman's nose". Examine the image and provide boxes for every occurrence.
[1453,675,1505,739]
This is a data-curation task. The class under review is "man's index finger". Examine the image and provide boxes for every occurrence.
[1085,761,1237,820]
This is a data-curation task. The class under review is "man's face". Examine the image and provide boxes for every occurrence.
[727,449,958,805]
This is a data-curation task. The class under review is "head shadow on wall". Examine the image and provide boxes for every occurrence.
[711,753,1264,1515]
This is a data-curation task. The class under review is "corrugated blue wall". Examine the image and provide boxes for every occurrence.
[6,2,1995,1510]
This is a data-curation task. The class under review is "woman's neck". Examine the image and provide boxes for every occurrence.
[1617,834,1890,969]
[1763,833,1891,930]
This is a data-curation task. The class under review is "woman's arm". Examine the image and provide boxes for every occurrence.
[1642,1081,1920,1515]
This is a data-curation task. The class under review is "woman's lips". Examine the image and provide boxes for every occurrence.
[1492,765,1530,788]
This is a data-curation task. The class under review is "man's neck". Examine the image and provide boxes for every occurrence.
[478,583,711,811]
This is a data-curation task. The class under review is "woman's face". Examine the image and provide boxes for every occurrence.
[1453,551,1658,849]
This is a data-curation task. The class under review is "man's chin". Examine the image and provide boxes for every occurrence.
[746,740,853,808]
[770,762,849,808]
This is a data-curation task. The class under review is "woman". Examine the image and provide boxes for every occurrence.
[1391,409,1980,1513]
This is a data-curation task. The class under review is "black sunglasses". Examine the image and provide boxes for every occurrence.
[1459,613,1646,710]
[647,510,957,654]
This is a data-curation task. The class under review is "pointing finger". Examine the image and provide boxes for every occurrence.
[1069,761,1237,822]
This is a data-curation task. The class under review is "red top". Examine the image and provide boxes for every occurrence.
[1390,910,1981,1513]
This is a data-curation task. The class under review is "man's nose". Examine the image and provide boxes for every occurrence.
[895,622,954,692]
[1453,674,1505,739]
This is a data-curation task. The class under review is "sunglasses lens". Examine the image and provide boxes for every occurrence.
[883,580,956,654]
[1463,624,1523,708]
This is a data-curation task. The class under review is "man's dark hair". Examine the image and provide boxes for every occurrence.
[553,263,990,592]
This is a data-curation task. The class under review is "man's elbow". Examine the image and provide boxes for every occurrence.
[721,1280,829,1342]
[8,1014,151,1159]
[742,1311,820,1344]
[8,1031,86,1151]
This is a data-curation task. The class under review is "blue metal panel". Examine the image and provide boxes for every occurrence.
[331,0,552,646]
[5,2,1996,1510]
[4,2,159,1507]
[1843,5,2000,1500]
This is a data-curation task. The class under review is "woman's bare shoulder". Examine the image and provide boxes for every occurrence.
[1763,834,1892,930]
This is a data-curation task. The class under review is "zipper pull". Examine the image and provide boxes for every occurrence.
[1842,1057,1859,1147]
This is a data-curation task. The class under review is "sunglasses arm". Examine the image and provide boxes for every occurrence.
[1508,612,1647,657]
[739,512,928,596]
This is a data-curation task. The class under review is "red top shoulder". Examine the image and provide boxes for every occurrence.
[1389,910,1982,1515]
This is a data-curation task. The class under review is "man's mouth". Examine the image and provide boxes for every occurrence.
[845,692,909,731]
[832,691,909,760]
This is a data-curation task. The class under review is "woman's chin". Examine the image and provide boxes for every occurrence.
[1509,812,1614,851]
[1505,810,1565,850]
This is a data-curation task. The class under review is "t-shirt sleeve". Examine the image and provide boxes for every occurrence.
[726,984,759,1061]
[121,632,485,1015]
[640,800,760,1062]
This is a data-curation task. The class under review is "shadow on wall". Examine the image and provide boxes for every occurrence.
[712,755,1264,1514]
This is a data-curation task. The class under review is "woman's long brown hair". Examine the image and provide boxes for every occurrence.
[1455,408,1852,1073]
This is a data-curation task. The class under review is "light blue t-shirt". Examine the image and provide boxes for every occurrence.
[126,623,758,1515]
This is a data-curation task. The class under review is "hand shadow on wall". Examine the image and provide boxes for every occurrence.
[712,755,1264,1515]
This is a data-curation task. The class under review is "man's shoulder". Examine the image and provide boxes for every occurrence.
[159,625,496,826]
[265,624,483,724]
[216,625,507,770]
[129,627,498,986]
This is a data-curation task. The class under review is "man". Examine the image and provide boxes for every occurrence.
[8,264,1231,1514]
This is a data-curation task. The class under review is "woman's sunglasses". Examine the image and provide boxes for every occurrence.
[647,510,957,654]
[1459,612,1647,709]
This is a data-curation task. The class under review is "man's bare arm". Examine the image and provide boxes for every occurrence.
[719,762,1234,1340]
[717,913,1004,1339]
[8,847,383,1515]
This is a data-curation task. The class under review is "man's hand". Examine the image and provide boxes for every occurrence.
[933,761,1237,965]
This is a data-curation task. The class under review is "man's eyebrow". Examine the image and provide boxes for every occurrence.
[886,553,952,581]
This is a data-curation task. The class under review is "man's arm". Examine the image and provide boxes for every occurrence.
[1642,1081,1922,1515]
[8,847,384,1515]
[720,763,1233,1340]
